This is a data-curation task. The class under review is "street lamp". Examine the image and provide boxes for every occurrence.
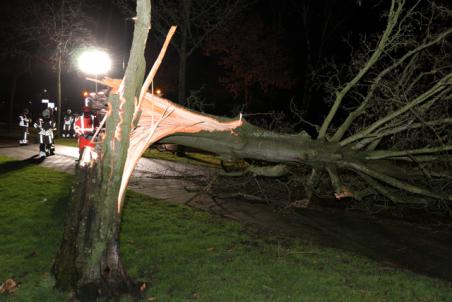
[77,49,112,92]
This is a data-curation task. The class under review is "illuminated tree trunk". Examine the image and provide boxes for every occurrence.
[53,157,137,300]
[52,0,150,300]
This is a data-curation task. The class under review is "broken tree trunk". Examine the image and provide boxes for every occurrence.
[53,2,243,299]
[159,118,452,205]
[93,75,452,209]
[53,0,151,299]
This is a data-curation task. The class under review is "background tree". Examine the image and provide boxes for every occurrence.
[115,0,244,104]
[204,15,294,109]
[18,0,95,134]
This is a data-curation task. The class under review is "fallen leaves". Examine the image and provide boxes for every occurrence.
[0,278,19,294]
[140,282,147,292]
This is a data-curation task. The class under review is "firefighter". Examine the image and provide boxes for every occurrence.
[62,109,74,138]
[18,108,31,145]
[74,104,99,158]
[33,109,56,157]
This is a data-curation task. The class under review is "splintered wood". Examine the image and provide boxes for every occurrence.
[118,93,243,212]
[89,25,242,212]
[92,80,243,213]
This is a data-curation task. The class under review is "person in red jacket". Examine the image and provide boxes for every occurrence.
[73,105,99,157]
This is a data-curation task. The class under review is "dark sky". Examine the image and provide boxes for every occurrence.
[0,0,386,124]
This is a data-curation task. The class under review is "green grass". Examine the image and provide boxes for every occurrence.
[0,156,72,301]
[1,155,452,301]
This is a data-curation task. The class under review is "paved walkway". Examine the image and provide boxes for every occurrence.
[1,141,452,282]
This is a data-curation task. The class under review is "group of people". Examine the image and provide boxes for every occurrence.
[18,93,101,159]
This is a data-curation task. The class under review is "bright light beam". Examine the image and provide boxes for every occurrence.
[77,49,112,75]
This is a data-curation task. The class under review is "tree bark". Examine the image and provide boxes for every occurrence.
[53,160,137,300]
[160,121,342,166]
[159,119,452,204]
[53,0,151,300]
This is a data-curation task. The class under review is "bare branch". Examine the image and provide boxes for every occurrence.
[340,73,452,146]
[318,0,403,139]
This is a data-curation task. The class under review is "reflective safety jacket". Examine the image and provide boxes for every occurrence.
[74,113,98,137]
[19,114,30,127]
[33,117,55,136]
[63,114,74,125]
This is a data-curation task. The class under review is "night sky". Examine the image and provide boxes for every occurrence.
[0,0,386,127]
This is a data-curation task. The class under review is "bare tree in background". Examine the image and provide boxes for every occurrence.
[114,0,244,104]
[17,0,95,134]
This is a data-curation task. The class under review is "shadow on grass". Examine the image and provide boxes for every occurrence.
[0,155,45,175]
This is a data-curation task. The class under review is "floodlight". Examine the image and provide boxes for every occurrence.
[78,49,112,75]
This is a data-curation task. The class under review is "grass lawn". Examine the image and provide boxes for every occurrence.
[1,155,452,301]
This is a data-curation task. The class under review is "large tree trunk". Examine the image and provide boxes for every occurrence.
[160,121,333,163]
[53,159,137,300]
[52,94,144,300]
[160,119,452,204]
[52,0,151,300]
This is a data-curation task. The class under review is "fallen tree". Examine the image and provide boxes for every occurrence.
[52,0,452,300]
[162,0,452,208]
